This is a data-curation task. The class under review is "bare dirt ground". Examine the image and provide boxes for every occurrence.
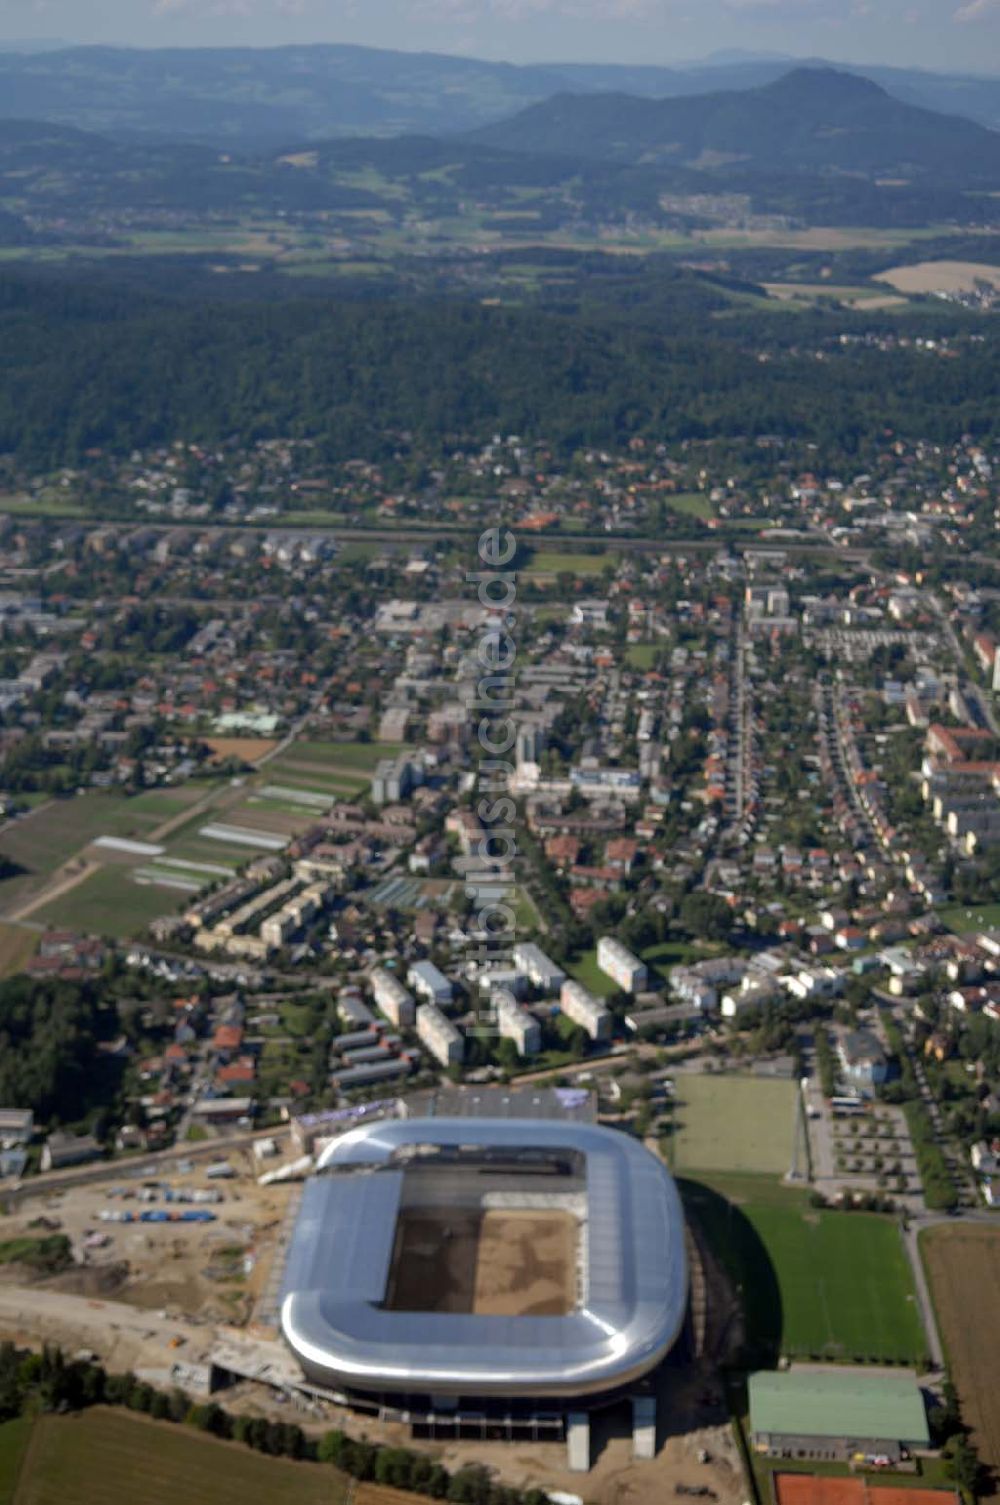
[0,1167,751,1505]
[205,739,280,764]
[433,1370,743,1505]
[0,1156,293,1328]
[386,1208,577,1317]
[922,1225,1000,1502]
[876,260,1000,294]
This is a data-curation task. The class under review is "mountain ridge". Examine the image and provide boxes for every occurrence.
[0,44,997,144]
[468,67,1000,183]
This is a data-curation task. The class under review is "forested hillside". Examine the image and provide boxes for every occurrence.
[0,273,996,471]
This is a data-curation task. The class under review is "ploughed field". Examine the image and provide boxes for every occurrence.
[385,1207,578,1317]
[922,1225,1000,1501]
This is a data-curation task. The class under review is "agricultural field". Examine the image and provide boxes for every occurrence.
[668,1075,798,1176]
[30,867,185,939]
[265,739,410,796]
[683,1173,926,1366]
[0,794,160,884]
[876,259,1000,295]
[0,794,164,910]
[0,1419,32,1505]
[699,226,945,252]
[921,1224,1000,1497]
[0,923,36,980]
[3,1410,347,1505]
[763,282,908,310]
[356,1488,435,1505]
[292,739,406,771]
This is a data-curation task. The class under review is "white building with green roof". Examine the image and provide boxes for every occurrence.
[749,1368,929,1464]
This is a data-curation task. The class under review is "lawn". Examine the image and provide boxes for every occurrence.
[937,903,1000,935]
[668,1074,799,1176]
[682,1172,927,1366]
[289,739,406,771]
[525,551,612,576]
[10,1410,348,1505]
[664,492,714,520]
[32,867,182,939]
[626,643,659,670]
[640,938,706,978]
[566,947,621,998]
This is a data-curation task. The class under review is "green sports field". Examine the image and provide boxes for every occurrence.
[683,1173,927,1365]
[4,1410,347,1505]
[669,1073,799,1175]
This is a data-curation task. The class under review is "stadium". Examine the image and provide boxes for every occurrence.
[279,1114,688,1439]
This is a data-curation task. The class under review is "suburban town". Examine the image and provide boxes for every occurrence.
[0,428,994,1502]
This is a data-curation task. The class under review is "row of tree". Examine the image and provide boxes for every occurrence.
[0,1344,549,1505]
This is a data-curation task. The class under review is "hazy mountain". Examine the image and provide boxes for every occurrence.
[0,45,996,145]
[470,68,1000,184]
[0,39,69,54]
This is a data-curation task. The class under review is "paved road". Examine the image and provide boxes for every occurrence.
[902,1218,946,1369]
[0,508,874,560]
[4,1125,290,1207]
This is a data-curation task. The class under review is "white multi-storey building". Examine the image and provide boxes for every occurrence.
[559,980,612,1041]
[492,989,542,1058]
[408,960,453,1006]
[370,967,416,1027]
[596,936,648,994]
[417,1004,464,1067]
[512,942,566,992]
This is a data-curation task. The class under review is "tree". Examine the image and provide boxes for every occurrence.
[679,893,734,942]
[947,1436,981,1495]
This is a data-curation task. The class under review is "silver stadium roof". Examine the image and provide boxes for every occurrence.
[280,1116,688,1399]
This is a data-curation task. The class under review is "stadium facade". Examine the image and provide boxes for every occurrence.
[279,1116,688,1420]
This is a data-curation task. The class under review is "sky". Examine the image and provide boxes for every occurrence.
[0,0,998,73]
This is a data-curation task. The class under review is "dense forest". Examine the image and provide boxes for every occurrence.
[0,975,118,1126]
[0,271,997,472]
